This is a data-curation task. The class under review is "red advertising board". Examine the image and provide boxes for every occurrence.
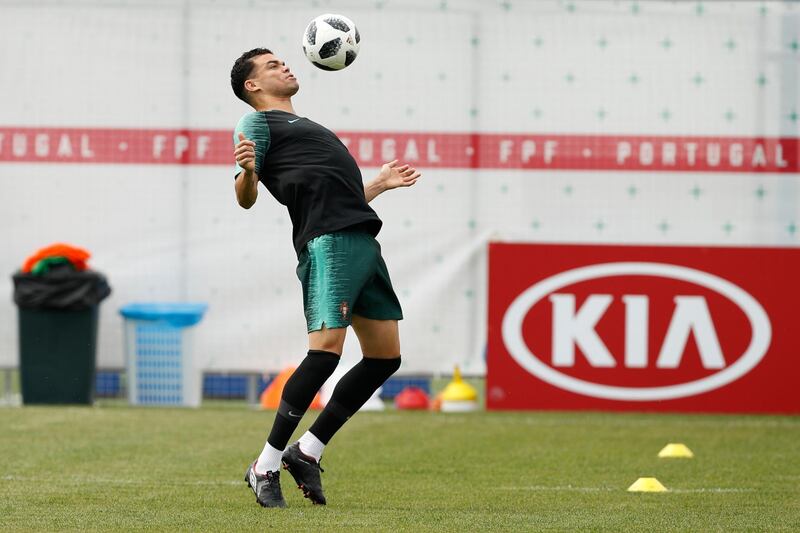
[487,243,800,413]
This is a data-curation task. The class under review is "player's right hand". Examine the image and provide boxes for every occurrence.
[234,132,256,172]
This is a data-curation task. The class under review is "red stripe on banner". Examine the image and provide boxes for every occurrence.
[0,127,797,172]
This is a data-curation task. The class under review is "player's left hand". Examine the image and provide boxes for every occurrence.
[378,160,421,190]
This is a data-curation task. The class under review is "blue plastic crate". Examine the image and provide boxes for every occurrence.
[120,303,207,407]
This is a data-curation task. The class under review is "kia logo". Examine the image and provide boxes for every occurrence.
[501,262,771,401]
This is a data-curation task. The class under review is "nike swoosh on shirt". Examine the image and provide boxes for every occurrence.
[288,411,302,417]
[288,119,301,123]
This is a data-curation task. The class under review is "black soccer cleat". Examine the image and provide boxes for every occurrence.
[244,461,287,508]
[281,442,327,505]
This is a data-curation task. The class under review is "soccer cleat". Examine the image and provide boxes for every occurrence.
[281,442,327,505]
[244,461,287,508]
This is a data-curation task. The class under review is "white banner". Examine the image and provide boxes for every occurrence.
[0,1,797,374]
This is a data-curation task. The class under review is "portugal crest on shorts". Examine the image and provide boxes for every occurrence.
[339,301,350,320]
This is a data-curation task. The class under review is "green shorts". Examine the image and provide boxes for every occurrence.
[296,231,404,332]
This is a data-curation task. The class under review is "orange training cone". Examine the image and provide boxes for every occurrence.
[260,366,323,410]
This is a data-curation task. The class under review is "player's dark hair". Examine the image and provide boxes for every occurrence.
[231,47,272,103]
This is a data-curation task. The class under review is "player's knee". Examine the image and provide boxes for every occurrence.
[310,340,344,354]
[308,325,346,354]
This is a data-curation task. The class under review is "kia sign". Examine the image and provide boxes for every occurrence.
[487,243,800,413]
[502,262,772,401]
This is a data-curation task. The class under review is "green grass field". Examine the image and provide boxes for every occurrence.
[1,403,798,532]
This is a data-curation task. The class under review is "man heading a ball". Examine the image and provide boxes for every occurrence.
[230,48,420,508]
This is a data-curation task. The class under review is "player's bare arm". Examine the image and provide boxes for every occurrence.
[234,132,259,208]
[364,159,421,203]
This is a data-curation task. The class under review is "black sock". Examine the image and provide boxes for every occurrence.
[266,350,339,450]
[308,356,401,444]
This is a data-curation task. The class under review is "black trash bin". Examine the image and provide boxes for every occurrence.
[12,264,111,404]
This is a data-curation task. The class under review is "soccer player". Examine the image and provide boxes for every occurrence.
[230,48,420,508]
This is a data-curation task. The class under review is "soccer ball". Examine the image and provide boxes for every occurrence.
[302,14,361,71]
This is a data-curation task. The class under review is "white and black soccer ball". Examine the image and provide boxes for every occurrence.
[302,14,360,71]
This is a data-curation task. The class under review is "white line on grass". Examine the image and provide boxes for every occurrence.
[493,485,755,493]
[1,476,758,493]
[1,475,241,486]
[495,485,614,492]
[669,488,756,493]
